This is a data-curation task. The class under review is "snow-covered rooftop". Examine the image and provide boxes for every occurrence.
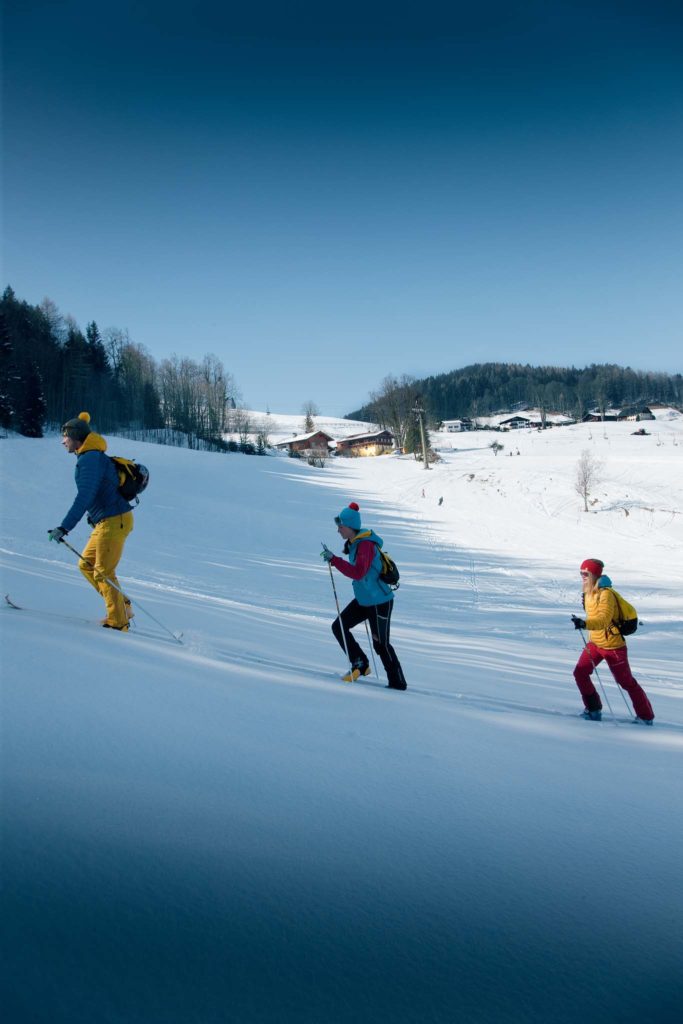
[273,429,334,446]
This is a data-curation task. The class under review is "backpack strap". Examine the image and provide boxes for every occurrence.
[602,586,625,637]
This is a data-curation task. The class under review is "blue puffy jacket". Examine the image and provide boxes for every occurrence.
[61,432,132,532]
[346,529,394,607]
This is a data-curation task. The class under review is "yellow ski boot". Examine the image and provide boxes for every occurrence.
[342,664,371,683]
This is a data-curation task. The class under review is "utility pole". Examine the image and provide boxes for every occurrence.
[413,399,430,470]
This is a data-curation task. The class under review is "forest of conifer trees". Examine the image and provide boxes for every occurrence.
[349,362,683,427]
[0,286,240,446]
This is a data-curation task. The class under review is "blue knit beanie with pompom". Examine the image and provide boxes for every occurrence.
[336,501,362,531]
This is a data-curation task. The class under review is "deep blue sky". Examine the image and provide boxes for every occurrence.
[3,1,682,414]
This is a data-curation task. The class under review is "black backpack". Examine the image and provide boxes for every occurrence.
[343,532,401,590]
[378,548,400,590]
[608,588,639,636]
[111,456,149,503]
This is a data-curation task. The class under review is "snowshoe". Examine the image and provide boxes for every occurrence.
[581,709,602,721]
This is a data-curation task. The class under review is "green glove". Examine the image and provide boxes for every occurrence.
[320,543,334,563]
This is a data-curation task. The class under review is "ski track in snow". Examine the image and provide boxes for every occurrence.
[2,416,682,738]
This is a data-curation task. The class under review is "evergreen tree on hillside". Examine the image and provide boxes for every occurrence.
[85,321,109,373]
[302,400,319,433]
[403,412,422,456]
[18,361,46,437]
[1,288,62,428]
[0,312,14,430]
[63,318,91,412]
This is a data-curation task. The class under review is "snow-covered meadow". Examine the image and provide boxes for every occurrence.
[2,413,682,1023]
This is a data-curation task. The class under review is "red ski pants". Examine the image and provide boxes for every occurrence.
[573,642,654,720]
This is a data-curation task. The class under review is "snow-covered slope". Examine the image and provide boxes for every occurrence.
[236,410,377,445]
[2,417,682,1024]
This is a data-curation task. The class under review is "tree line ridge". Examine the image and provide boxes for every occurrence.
[347,362,683,426]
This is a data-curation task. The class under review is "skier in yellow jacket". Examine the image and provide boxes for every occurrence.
[571,558,654,723]
[48,412,134,630]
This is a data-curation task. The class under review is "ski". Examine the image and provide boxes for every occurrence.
[4,594,184,645]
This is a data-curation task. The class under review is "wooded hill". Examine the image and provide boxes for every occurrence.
[0,286,239,444]
[348,363,683,425]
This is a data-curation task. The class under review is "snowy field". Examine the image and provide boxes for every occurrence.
[237,410,375,444]
[1,415,682,1023]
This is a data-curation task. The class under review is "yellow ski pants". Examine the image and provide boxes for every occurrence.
[79,512,134,628]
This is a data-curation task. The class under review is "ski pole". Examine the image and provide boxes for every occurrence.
[578,628,620,721]
[58,537,183,645]
[364,620,380,679]
[324,545,354,679]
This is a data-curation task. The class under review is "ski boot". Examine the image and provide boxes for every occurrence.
[581,709,602,721]
[633,717,654,726]
[342,662,371,683]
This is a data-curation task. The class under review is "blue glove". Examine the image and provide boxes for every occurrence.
[320,543,334,563]
[48,527,67,543]
[571,615,586,630]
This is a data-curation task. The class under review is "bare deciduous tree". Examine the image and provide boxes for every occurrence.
[39,297,66,345]
[103,327,132,378]
[367,374,421,450]
[158,353,236,447]
[232,407,253,448]
[575,449,602,511]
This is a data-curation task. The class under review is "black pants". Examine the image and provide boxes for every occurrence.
[331,598,407,689]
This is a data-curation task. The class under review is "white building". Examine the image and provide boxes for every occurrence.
[441,418,472,432]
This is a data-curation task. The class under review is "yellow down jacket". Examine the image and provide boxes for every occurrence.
[584,587,625,650]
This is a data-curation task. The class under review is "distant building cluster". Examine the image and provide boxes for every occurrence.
[271,404,666,461]
[274,429,395,458]
[442,403,659,432]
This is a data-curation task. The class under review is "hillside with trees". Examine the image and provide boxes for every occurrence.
[0,286,240,446]
[348,362,683,427]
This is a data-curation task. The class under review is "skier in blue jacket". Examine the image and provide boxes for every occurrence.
[322,502,407,689]
[48,412,134,630]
